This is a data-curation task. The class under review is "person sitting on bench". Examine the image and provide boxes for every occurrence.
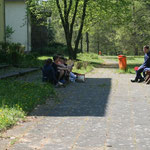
[131,45,150,83]
[42,59,58,84]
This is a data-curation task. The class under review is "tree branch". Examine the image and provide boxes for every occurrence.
[70,0,79,37]
[75,0,88,52]
[64,0,67,18]
[56,0,65,27]
[67,0,72,16]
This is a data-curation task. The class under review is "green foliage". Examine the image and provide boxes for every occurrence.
[27,0,150,56]
[88,0,150,55]
[19,53,44,68]
[0,42,24,65]
[106,56,144,74]
[73,52,104,74]
[77,53,104,64]
[0,42,44,67]
[32,42,68,55]
[5,25,15,40]
[0,80,55,131]
[0,107,25,131]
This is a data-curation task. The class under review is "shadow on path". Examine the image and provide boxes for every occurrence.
[99,63,118,69]
[31,78,112,117]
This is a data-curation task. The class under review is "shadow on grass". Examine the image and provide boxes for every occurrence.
[90,62,103,68]
[30,78,112,117]
[90,62,118,69]
[99,63,118,69]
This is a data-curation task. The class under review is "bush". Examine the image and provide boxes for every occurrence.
[0,42,25,65]
[0,42,43,67]
[19,54,43,68]
[75,61,89,70]
[32,42,68,55]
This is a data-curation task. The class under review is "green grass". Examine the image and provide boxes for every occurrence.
[105,56,144,74]
[125,56,144,74]
[38,56,52,61]
[73,53,104,74]
[0,80,55,131]
[37,53,104,74]
[77,53,104,64]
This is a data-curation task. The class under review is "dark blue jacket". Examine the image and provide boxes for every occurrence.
[42,64,57,84]
[143,51,150,67]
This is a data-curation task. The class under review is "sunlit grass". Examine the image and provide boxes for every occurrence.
[77,53,104,64]
[38,53,104,74]
[0,80,55,131]
[73,53,104,74]
[105,56,144,74]
[38,56,52,60]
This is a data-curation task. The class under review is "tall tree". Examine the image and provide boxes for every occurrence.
[55,0,88,59]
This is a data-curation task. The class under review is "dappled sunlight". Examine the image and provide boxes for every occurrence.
[38,56,52,61]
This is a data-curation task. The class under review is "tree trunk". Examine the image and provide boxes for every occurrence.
[56,0,88,60]
[134,47,138,55]
[86,32,89,53]
[80,34,83,53]
[132,0,138,56]
[67,40,74,59]
[97,41,100,55]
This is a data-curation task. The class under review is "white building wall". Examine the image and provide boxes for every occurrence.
[5,1,31,51]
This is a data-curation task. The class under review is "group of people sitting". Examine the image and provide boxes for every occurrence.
[42,55,77,86]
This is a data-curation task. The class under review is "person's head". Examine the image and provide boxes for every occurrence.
[64,58,67,64]
[53,55,59,63]
[143,45,149,53]
[45,58,52,65]
[59,57,65,64]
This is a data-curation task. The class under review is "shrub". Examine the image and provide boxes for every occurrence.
[0,42,25,65]
[32,42,68,55]
[0,42,43,67]
[75,61,89,70]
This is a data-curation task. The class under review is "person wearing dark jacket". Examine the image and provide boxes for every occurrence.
[131,45,150,83]
[42,59,58,84]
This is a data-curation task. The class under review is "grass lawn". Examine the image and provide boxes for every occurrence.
[38,56,53,61]
[104,56,144,74]
[38,53,104,74]
[0,80,55,132]
[125,56,144,74]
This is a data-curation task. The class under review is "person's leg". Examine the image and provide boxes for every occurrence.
[137,66,145,79]
[131,65,145,82]
[70,72,77,79]
[58,70,64,81]
[50,69,58,85]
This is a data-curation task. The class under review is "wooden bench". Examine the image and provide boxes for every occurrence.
[145,71,150,84]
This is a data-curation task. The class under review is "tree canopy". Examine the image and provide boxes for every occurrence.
[27,0,150,57]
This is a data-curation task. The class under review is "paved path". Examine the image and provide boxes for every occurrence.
[1,62,150,150]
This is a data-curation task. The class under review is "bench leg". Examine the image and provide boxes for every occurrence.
[145,74,150,82]
[145,71,150,83]
[146,78,150,84]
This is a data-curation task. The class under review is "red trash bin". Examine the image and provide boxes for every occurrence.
[98,51,102,55]
[118,55,127,70]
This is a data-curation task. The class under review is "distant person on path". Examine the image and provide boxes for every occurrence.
[131,45,150,83]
